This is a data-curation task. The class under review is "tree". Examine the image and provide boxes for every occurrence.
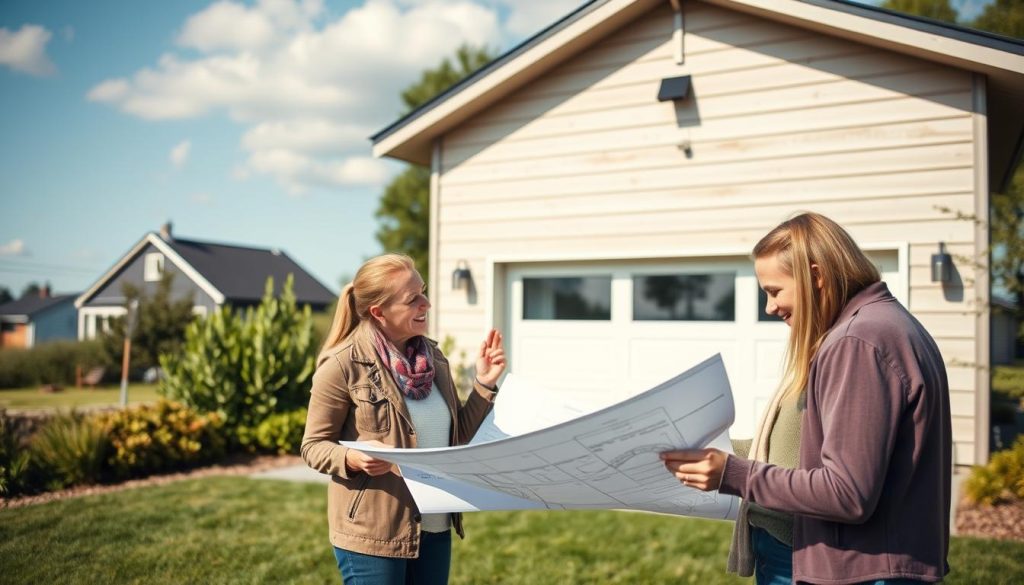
[880,0,958,23]
[20,282,41,298]
[0,287,12,305]
[971,0,1024,39]
[991,166,1024,338]
[102,272,196,371]
[375,45,497,285]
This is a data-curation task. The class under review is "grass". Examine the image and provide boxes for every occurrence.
[0,384,161,411]
[2,477,1023,584]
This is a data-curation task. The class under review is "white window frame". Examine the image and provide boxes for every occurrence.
[144,253,164,282]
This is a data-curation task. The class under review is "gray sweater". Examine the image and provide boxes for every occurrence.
[719,282,951,584]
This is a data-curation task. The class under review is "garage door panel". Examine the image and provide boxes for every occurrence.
[517,336,622,391]
[627,337,737,394]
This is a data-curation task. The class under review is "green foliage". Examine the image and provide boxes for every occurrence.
[0,339,110,388]
[0,410,32,496]
[993,363,1024,403]
[376,45,497,285]
[237,408,307,454]
[971,0,1024,38]
[97,400,226,480]
[159,275,316,432]
[440,334,474,400]
[990,166,1024,341]
[0,286,12,305]
[964,436,1024,505]
[101,271,196,372]
[29,411,108,489]
[881,0,958,23]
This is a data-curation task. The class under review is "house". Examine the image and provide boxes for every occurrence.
[0,286,78,348]
[371,0,1024,466]
[75,223,336,340]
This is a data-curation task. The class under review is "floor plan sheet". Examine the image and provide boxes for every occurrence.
[343,354,739,520]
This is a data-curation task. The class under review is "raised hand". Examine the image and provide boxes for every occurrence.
[474,329,506,388]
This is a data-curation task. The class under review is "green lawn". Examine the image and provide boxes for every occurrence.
[0,384,161,411]
[1,477,1022,584]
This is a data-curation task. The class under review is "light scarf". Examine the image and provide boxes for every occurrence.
[726,384,790,576]
[370,328,435,400]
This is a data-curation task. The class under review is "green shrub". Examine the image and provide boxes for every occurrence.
[0,410,33,495]
[30,411,109,489]
[0,339,110,389]
[160,276,316,433]
[97,400,225,480]
[993,364,1024,404]
[238,408,308,455]
[963,435,1024,505]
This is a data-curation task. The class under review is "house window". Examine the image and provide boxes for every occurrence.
[144,253,164,282]
[523,276,612,320]
[633,273,736,321]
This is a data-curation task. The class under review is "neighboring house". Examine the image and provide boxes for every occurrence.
[0,287,79,348]
[75,223,336,340]
[372,0,1024,466]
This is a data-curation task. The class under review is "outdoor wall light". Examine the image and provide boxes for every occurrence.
[931,242,953,283]
[452,260,472,291]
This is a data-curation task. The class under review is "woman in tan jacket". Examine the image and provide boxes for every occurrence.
[301,253,506,585]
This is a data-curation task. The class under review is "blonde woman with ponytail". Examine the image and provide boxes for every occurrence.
[662,213,951,585]
[301,253,506,585]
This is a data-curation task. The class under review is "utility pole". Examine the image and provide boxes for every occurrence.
[120,299,139,408]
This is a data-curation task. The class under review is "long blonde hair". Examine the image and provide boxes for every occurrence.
[753,212,880,399]
[320,253,417,356]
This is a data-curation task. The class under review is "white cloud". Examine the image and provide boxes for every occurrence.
[0,239,28,257]
[0,25,57,77]
[88,0,580,193]
[498,0,583,37]
[170,140,192,168]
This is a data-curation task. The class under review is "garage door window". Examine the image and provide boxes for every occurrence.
[633,273,735,321]
[523,276,611,320]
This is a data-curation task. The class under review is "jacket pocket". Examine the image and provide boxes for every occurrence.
[351,385,391,433]
[348,473,372,520]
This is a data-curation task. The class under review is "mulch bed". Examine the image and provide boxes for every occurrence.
[0,454,303,510]
[955,497,1024,542]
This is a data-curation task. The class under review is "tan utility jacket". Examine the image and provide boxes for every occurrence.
[301,325,496,558]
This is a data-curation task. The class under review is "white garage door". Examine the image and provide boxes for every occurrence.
[506,253,900,438]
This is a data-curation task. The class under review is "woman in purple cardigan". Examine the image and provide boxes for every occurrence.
[662,212,952,585]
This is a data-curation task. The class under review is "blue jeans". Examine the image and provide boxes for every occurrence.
[751,527,793,585]
[333,530,451,585]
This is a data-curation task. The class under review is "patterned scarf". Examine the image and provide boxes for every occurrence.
[370,327,435,400]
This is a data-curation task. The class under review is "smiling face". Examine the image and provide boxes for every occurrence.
[370,269,429,349]
[755,253,797,327]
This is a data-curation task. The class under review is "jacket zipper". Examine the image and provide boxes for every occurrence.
[348,474,372,520]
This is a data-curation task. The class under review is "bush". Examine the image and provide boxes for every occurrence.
[993,364,1024,404]
[0,339,110,389]
[237,408,308,455]
[0,410,33,496]
[97,401,226,480]
[30,411,109,490]
[963,436,1024,505]
[160,276,316,432]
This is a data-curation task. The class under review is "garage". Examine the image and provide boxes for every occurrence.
[504,251,902,437]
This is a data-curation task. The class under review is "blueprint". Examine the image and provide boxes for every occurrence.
[342,354,739,520]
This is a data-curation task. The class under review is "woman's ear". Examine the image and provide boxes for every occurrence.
[810,264,825,291]
[368,304,384,323]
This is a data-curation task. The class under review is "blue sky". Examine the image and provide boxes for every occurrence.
[0,0,996,298]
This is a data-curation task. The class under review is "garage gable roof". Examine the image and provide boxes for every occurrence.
[371,0,1024,190]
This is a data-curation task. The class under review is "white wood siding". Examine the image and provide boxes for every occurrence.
[433,1,983,463]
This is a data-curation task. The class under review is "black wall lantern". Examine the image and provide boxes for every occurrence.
[451,259,472,291]
[931,242,952,283]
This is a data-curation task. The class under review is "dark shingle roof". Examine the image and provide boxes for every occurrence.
[165,238,336,306]
[0,294,77,318]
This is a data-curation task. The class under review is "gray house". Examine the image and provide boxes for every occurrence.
[0,288,78,348]
[74,224,336,339]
